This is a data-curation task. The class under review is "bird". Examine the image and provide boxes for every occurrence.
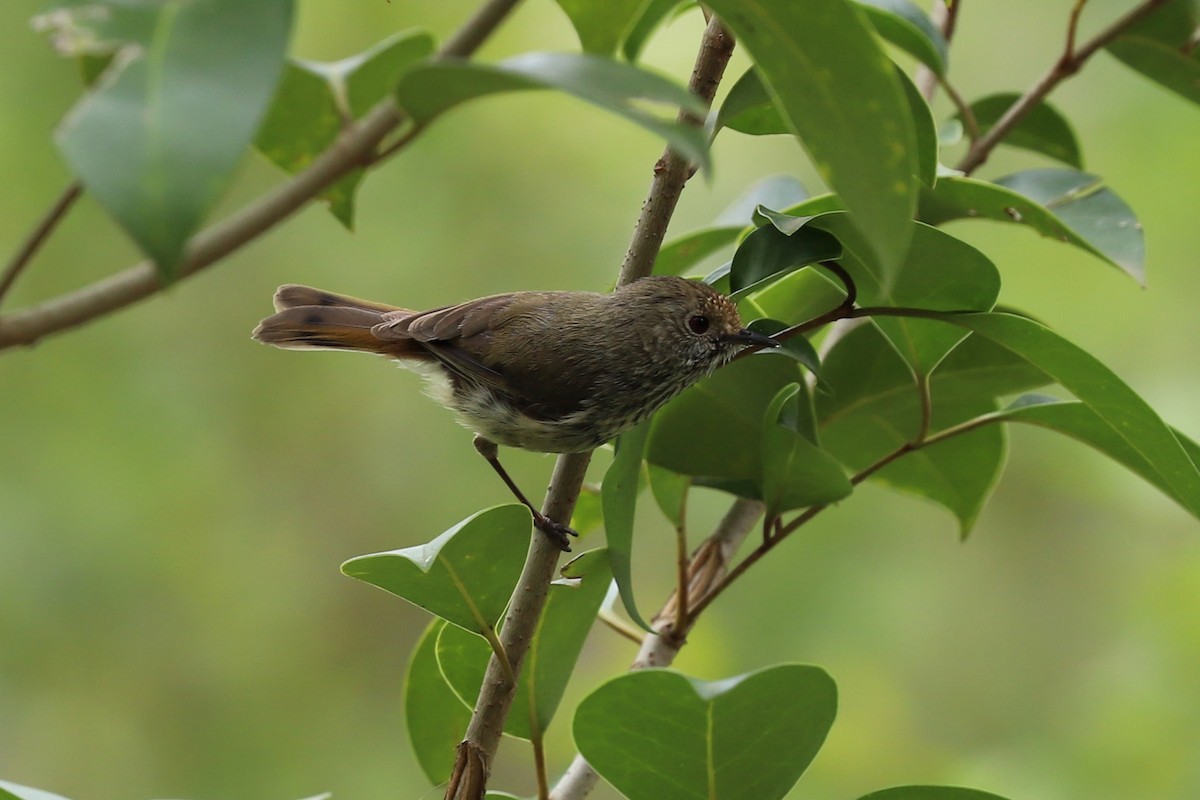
[252,275,777,549]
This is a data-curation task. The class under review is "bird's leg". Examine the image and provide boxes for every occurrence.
[473,435,577,552]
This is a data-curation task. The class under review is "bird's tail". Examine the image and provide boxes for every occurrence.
[252,284,415,356]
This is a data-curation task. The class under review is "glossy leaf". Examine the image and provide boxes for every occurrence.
[919,170,1145,283]
[706,0,918,271]
[647,352,802,480]
[856,0,948,75]
[43,0,293,276]
[811,214,999,376]
[729,214,843,292]
[554,0,647,55]
[858,788,1012,800]
[717,68,785,135]
[396,53,710,171]
[745,318,825,383]
[817,324,1044,534]
[436,549,612,739]
[569,483,605,535]
[961,93,1082,168]
[949,313,1200,519]
[897,65,939,186]
[341,504,531,634]
[622,0,689,61]
[761,384,853,516]
[989,397,1200,518]
[1106,0,1200,107]
[0,782,71,800]
[255,31,435,227]
[647,464,690,529]
[574,665,837,800]
[737,267,846,328]
[602,421,653,631]
[404,620,471,785]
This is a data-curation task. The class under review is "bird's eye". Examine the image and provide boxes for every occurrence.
[687,315,710,334]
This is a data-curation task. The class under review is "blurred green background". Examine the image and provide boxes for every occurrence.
[2,1,1198,799]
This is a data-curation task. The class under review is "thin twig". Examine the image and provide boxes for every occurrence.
[598,609,646,645]
[916,0,963,101]
[688,405,1008,622]
[449,16,737,798]
[957,0,1171,174]
[939,75,980,142]
[1065,0,1091,61]
[0,0,523,352]
[551,498,764,800]
[0,182,83,308]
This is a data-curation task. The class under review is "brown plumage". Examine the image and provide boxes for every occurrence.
[253,276,776,548]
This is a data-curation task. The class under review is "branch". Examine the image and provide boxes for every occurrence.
[447,14,737,799]
[550,498,764,800]
[0,0,524,352]
[0,181,82,308]
[915,0,962,101]
[957,0,1171,174]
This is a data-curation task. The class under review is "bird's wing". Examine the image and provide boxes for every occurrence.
[371,294,521,389]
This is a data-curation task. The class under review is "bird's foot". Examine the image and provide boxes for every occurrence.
[533,513,578,552]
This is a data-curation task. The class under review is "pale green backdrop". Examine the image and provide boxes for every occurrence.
[1,1,1198,799]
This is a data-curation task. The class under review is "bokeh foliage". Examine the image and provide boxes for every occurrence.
[2,1,1199,799]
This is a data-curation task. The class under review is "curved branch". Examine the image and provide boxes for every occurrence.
[957,0,1171,174]
[0,0,524,352]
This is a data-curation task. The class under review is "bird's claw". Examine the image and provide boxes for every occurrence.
[534,514,578,552]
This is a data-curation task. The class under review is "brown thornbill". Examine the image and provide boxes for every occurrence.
[252,275,777,550]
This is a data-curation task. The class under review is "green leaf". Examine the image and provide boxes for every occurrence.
[817,324,1044,534]
[436,549,612,739]
[705,0,918,270]
[737,265,847,327]
[919,170,1145,283]
[42,0,293,276]
[1108,37,1200,105]
[0,783,71,800]
[896,65,939,187]
[653,226,743,276]
[554,0,647,55]
[341,504,531,634]
[403,620,472,785]
[622,0,690,61]
[990,397,1200,517]
[761,384,853,516]
[855,0,948,75]
[948,313,1200,519]
[396,53,710,172]
[730,214,843,292]
[858,788,1012,800]
[255,30,435,228]
[647,464,690,529]
[602,421,653,632]
[746,319,825,384]
[574,665,837,800]
[960,93,1082,168]
[1106,0,1200,107]
[810,214,1000,376]
[716,68,786,136]
[647,352,802,480]
[569,483,605,535]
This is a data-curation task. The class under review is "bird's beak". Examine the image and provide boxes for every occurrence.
[725,328,780,348]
